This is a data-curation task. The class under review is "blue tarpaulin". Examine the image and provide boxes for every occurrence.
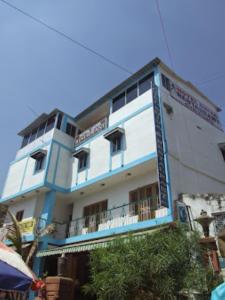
[211,282,225,300]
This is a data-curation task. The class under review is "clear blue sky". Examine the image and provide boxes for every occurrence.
[0,0,225,194]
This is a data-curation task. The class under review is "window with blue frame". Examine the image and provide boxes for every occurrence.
[78,152,88,171]
[111,135,122,154]
[34,155,45,172]
[104,127,124,155]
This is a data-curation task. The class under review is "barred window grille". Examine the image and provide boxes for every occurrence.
[213,212,225,235]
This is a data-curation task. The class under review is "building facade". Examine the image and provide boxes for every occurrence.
[1,57,225,296]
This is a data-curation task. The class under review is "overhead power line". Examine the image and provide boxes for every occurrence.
[0,0,133,76]
[196,72,225,86]
[155,0,174,69]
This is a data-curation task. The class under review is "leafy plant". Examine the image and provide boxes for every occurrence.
[83,224,220,300]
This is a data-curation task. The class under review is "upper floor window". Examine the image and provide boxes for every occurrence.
[126,83,137,104]
[21,134,30,148]
[104,127,124,155]
[78,152,88,171]
[161,74,171,91]
[45,115,56,133]
[111,135,122,154]
[37,122,46,138]
[218,143,225,162]
[139,74,152,96]
[66,123,76,138]
[111,73,153,114]
[73,148,89,172]
[34,155,45,172]
[30,150,47,173]
[16,210,24,222]
[112,92,125,113]
[56,113,63,130]
[20,114,57,148]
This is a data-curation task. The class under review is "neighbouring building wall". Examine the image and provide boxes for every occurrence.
[159,67,225,199]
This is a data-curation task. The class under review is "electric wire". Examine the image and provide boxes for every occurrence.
[0,0,133,76]
[155,0,174,69]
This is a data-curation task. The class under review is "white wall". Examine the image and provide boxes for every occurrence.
[72,171,157,220]
[159,68,225,199]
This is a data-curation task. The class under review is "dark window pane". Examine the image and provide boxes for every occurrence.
[221,149,225,161]
[78,153,88,171]
[112,136,122,153]
[139,74,153,96]
[29,129,37,143]
[37,122,46,138]
[112,92,125,113]
[66,123,72,135]
[45,115,55,133]
[16,210,24,222]
[126,84,137,103]
[35,156,45,172]
[161,74,171,91]
[56,113,63,130]
[66,123,76,138]
[21,134,30,148]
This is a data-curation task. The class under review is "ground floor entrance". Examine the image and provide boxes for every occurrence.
[44,251,95,300]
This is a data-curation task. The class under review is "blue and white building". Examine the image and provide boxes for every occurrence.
[1,57,225,291]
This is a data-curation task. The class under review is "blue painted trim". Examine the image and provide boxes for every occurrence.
[10,140,52,165]
[19,157,29,192]
[47,214,173,246]
[5,234,35,245]
[0,182,45,203]
[53,145,61,185]
[41,190,56,226]
[44,152,157,194]
[154,67,173,212]
[44,141,54,183]
[76,102,153,149]
[121,123,125,167]
[70,151,157,192]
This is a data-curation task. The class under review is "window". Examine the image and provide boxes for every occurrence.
[139,73,153,96]
[83,200,108,232]
[16,210,24,222]
[78,152,88,171]
[37,122,46,138]
[221,148,225,161]
[111,135,122,154]
[45,115,55,133]
[129,183,159,221]
[56,113,63,130]
[213,212,225,235]
[161,74,171,91]
[112,92,125,113]
[66,123,76,138]
[34,155,45,172]
[21,134,30,148]
[29,129,37,143]
[126,83,137,103]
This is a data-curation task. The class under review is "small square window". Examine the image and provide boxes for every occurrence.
[78,152,88,171]
[139,73,153,96]
[16,210,24,222]
[111,135,122,154]
[34,155,45,172]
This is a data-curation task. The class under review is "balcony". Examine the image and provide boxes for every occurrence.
[61,197,168,239]
[75,117,108,146]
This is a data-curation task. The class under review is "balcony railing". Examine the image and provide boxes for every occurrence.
[75,117,108,146]
[67,197,168,238]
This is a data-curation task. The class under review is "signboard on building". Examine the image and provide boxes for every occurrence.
[0,204,8,227]
[168,78,222,130]
[75,117,108,145]
[19,218,36,235]
[152,85,169,208]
